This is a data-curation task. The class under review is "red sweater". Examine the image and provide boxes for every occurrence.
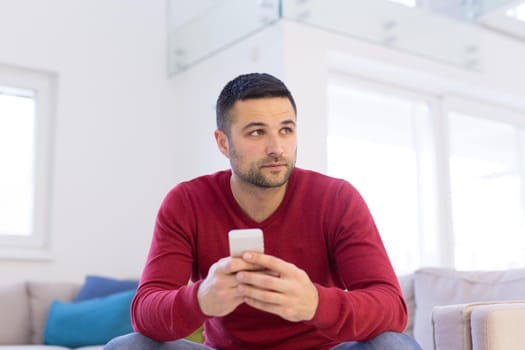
[131,168,407,350]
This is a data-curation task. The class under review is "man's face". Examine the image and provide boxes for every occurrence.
[216,97,297,189]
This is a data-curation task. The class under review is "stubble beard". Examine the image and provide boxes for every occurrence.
[229,149,296,189]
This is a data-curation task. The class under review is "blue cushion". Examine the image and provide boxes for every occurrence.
[43,289,135,347]
[74,275,138,301]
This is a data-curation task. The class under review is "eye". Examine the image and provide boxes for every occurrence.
[248,129,264,136]
[280,127,294,135]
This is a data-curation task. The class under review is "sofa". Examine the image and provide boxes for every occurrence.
[0,276,138,350]
[2,267,525,349]
[399,267,525,350]
[432,300,525,350]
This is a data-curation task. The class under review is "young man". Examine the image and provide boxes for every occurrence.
[105,73,421,350]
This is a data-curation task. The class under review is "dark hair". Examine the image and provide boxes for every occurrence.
[216,73,297,134]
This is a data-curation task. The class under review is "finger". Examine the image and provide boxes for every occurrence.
[236,270,287,293]
[242,296,292,320]
[237,283,284,305]
[217,257,264,275]
[242,252,293,276]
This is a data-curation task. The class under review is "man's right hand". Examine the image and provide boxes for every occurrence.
[197,256,262,317]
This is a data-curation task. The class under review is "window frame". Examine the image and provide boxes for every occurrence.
[0,64,56,260]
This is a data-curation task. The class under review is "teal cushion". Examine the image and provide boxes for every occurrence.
[43,289,135,347]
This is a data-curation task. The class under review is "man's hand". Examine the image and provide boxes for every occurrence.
[197,256,262,317]
[235,252,319,322]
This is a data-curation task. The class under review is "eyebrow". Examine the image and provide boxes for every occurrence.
[241,119,296,131]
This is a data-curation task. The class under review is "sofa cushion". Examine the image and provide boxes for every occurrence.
[0,282,30,345]
[43,290,135,348]
[27,281,80,344]
[413,267,525,350]
[74,275,138,301]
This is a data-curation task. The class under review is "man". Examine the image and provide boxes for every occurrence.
[105,73,421,350]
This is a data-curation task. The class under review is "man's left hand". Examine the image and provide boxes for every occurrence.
[235,252,319,322]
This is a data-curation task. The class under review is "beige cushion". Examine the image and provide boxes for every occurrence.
[471,302,525,350]
[27,281,80,344]
[414,267,525,350]
[398,273,415,336]
[432,301,499,350]
[0,283,31,344]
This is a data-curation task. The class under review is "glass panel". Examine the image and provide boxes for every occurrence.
[449,112,525,270]
[167,0,280,76]
[0,88,35,236]
[282,0,482,69]
[327,83,436,274]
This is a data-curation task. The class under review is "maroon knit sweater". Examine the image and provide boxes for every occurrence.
[131,168,407,349]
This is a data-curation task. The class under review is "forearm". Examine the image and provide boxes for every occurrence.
[306,283,407,341]
[131,281,208,341]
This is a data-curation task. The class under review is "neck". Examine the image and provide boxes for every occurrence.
[230,174,288,223]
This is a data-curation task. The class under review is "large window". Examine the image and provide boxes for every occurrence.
[0,65,55,259]
[328,74,525,273]
[446,99,525,270]
[327,77,440,274]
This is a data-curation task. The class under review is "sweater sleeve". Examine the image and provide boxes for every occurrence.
[130,185,209,341]
[305,181,408,341]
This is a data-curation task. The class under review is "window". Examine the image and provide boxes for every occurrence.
[327,77,440,274]
[0,87,35,236]
[446,99,525,270]
[327,74,525,273]
[0,65,55,259]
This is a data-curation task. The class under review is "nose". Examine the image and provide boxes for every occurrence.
[266,133,284,158]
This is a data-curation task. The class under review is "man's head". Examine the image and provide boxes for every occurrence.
[216,73,297,136]
[214,73,297,189]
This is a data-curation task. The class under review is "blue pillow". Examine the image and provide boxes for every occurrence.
[74,275,138,301]
[44,289,135,347]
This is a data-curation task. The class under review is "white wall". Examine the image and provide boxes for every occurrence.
[0,0,182,284]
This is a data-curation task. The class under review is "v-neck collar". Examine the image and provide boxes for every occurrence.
[221,168,297,227]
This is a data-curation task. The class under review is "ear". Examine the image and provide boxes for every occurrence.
[214,129,230,159]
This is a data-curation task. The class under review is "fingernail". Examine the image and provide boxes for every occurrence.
[243,252,253,260]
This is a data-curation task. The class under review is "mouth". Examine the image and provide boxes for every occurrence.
[261,163,287,170]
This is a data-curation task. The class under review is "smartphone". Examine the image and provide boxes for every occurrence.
[228,228,264,257]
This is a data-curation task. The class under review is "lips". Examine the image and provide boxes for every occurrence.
[261,163,287,170]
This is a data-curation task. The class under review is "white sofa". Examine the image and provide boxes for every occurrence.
[400,267,525,350]
[2,267,525,350]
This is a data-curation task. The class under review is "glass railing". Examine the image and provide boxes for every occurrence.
[167,0,280,76]
[282,0,482,69]
[166,0,520,76]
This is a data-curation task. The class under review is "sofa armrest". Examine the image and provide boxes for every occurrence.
[470,302,525,350]
[432,301,525,350]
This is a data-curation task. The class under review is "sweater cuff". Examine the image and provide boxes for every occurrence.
[305,283,342,330]
[177,280,210,329]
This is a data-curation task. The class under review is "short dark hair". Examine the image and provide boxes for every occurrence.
[216,73,297,134]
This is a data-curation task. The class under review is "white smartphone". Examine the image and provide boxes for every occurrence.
[228,228,264,257]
